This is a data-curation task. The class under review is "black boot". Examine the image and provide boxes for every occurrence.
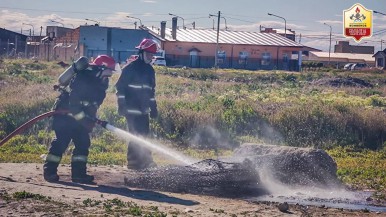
[72,174,95,184]
[43,162,59,182]
[71,162,95,184]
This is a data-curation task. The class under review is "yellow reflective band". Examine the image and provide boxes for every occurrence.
[73,111,85,120]
[128,84,142,89]
[150,98,155,101]
[46,154,62,163]
[72,155,88,162]
[117,95,125,99]
[128,84,152,89]
[126,109,143,115]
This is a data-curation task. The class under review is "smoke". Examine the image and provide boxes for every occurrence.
[257,165,289,194]
[258,121,285,145]
[257,164,347,197]
[190,125,235,154]
[257,164,362,209]
[228,144,365,209]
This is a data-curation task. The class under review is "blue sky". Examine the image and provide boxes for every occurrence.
[0,0,385,51]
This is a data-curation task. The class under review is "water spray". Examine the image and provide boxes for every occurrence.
[0,111,197,166]
[95,119,197,165]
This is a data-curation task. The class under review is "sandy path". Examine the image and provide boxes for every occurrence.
[0,163,383,216]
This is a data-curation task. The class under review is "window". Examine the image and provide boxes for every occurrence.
[217,50,226,64]
[238,51,249,64]
[261,52,271,66]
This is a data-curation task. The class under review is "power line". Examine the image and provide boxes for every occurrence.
[225,16,257,24]
[2,5,386,37]
[373,28,386,34]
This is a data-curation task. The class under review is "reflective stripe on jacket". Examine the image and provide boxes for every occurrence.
[115,59,156,115]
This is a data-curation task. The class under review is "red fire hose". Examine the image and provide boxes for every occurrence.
[0,110,69,147]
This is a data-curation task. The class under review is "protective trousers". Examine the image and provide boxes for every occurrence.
[125,114,154,170]
[44,116,91,176]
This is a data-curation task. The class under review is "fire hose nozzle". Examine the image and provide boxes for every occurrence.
[95,119,108,128]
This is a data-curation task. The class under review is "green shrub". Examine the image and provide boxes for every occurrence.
[270,102,386,149]
[362,89,382,96]
[0,100,53,135]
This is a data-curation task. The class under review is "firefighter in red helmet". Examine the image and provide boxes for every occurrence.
[44,55,118,183]
[115,38,159,170]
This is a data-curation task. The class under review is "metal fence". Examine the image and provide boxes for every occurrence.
[165,55,300,71]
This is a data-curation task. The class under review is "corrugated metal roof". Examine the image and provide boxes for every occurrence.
[154,28,303,47]
[309,51,375,62]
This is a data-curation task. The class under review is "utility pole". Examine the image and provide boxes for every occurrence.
[22,23,35,58]
[126,16,142,28]
[382,39,384,50]
[222,17,228,31]
[214,11,221,68]
[39,26,42,59]
[168,13,185,29]
[268,13,286,38]
[324,23,332,66]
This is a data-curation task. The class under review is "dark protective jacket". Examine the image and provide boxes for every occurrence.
[45,67,109,175]
[115,58,157,116]
[52,68,109,132]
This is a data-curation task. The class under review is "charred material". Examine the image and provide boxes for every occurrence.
[227,143,341,187]
[124,159,266,197]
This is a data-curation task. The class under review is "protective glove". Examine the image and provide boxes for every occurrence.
[150,107,158,119]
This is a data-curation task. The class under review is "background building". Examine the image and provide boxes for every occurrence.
[373,49,386,69]
[39,25,155,64]
[149,18,303,71]
[260,27,296,41]
[334,41,374,54]
[0,28,27,58]
[305,51,375,68]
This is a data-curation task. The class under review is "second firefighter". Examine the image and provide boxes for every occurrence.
[115,38,159,170]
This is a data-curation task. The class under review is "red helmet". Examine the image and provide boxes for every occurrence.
[90,55,116,70]
[135,39,159,54]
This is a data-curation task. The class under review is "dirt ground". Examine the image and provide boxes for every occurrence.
[0,163,384,217]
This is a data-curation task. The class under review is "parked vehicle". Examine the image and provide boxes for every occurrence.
[152,56,166,66]
[350,63,371,71]
[343,63,354,70]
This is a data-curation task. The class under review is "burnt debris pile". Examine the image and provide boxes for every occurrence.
[228,143,341,188]
[124,144,341,197]
[124,159,266,197]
